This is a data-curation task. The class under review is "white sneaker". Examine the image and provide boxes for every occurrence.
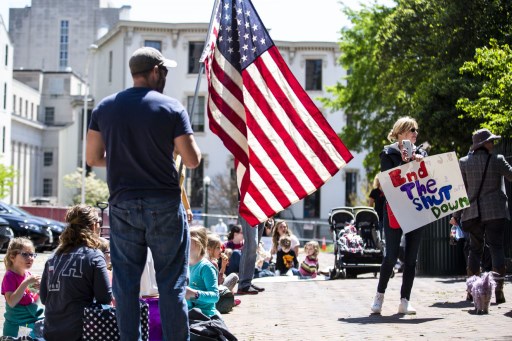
[371,292,385,314]
[398,298,416,315]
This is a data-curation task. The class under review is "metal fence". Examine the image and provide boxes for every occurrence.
[193,213,331,245]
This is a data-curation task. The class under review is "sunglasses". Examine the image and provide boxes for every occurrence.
[410,128,419,133]
[20,252,37,259]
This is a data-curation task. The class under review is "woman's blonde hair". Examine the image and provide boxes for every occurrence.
[304,240,320,257]
[372,175,380,189]
[190,226,208,257]
[57,204,102,255]
[387,116,418,142]
[4,237,35,270]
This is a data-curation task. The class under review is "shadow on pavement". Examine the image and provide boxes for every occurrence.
[337,315,443,324]
[434,278,466,284]
[430,300,473,309]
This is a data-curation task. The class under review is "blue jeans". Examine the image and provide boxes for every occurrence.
[377,207,423,300]
[238,215,264,289]
[225,250,241,276]
[110,197,190,341]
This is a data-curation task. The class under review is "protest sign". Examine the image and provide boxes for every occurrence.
[378,152,469,233]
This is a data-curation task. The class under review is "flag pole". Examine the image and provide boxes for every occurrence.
[177,0,220,181]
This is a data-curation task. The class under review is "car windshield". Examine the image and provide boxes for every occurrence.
[10,205,31,216]
[0,203,30,217]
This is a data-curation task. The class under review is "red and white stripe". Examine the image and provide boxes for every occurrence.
[204,9,352,226]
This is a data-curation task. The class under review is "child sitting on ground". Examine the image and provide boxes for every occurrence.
[254,242,274,278]
[207,233,239,292]
[275,236,300,276]
[1,237,44,337]
[299,241,320,279]
[207,233,241,312]
[224,224,244,251]
[186,226,220,317]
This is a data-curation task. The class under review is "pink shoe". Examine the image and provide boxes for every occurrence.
[234,298,241,306]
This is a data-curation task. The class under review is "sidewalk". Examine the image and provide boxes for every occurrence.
[223,252,512,341]
[1,252,511,340]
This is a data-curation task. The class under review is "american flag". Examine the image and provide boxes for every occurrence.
[201,0,353,226]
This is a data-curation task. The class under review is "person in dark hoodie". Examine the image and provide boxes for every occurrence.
[40,205,112,340]
[370,116,427,316]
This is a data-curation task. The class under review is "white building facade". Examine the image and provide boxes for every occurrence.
[91,21,366,221]
[0,16,13,168]
[6,1,367,219]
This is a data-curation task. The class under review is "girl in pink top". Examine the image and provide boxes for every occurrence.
[1,237,43,337]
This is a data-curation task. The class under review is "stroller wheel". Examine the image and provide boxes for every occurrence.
[390,270,395,278]
[339,269,346,279]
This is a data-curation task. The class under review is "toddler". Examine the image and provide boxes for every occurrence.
[299,241,320,278]
[275,236,300,276]
[1,237,43,337]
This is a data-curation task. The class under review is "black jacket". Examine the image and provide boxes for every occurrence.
[380,143,428,172]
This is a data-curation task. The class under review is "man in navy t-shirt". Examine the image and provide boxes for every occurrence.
[87,47,201,340]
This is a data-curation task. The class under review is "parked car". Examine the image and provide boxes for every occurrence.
[3,203,66,250]
[0,217,14,252]
[0,203,53,251]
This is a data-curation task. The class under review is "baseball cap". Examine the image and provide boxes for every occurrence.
[129,47,177,75]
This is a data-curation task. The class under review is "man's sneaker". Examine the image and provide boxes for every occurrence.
[236,286,259,295]
[398,298,416,315]
[371,292,385,314]
[250,284,265,292]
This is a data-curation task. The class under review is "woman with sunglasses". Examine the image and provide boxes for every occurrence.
[371,116,427,315]
[40,204,112,340]
[1,237,43,337]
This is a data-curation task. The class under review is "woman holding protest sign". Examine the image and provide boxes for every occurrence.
[370,116,427,315]
[450,128,512,305]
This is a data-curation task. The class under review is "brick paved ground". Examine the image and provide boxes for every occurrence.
[1,251,511,340]
[224,252,512,341]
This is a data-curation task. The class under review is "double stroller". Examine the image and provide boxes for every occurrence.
[327,206,384,279]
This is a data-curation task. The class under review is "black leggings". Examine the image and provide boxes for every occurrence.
[377,209,423,300]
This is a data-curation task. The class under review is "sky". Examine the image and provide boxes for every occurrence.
[1,0,395,42]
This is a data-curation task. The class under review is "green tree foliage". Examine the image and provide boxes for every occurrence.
[63,168,109,205]
[322,0,512,178]
[0,164,16,199]
[320,3,394,174]
[457,39,512,136]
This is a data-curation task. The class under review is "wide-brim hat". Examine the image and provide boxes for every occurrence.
[129,47,177,75]
[470,128,501,151]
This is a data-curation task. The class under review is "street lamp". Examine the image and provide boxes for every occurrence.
[203,176,211,228]
[81,44,98,204]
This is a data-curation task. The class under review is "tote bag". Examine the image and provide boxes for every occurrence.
[83,301,149,341]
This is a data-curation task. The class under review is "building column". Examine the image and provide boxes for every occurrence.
[24,144,31,204]
[12,142,19,204]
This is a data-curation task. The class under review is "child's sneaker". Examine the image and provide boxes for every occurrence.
[371,292,385,314]
[398,298,416,315]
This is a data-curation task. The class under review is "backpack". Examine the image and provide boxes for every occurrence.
[215,286,235,314]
